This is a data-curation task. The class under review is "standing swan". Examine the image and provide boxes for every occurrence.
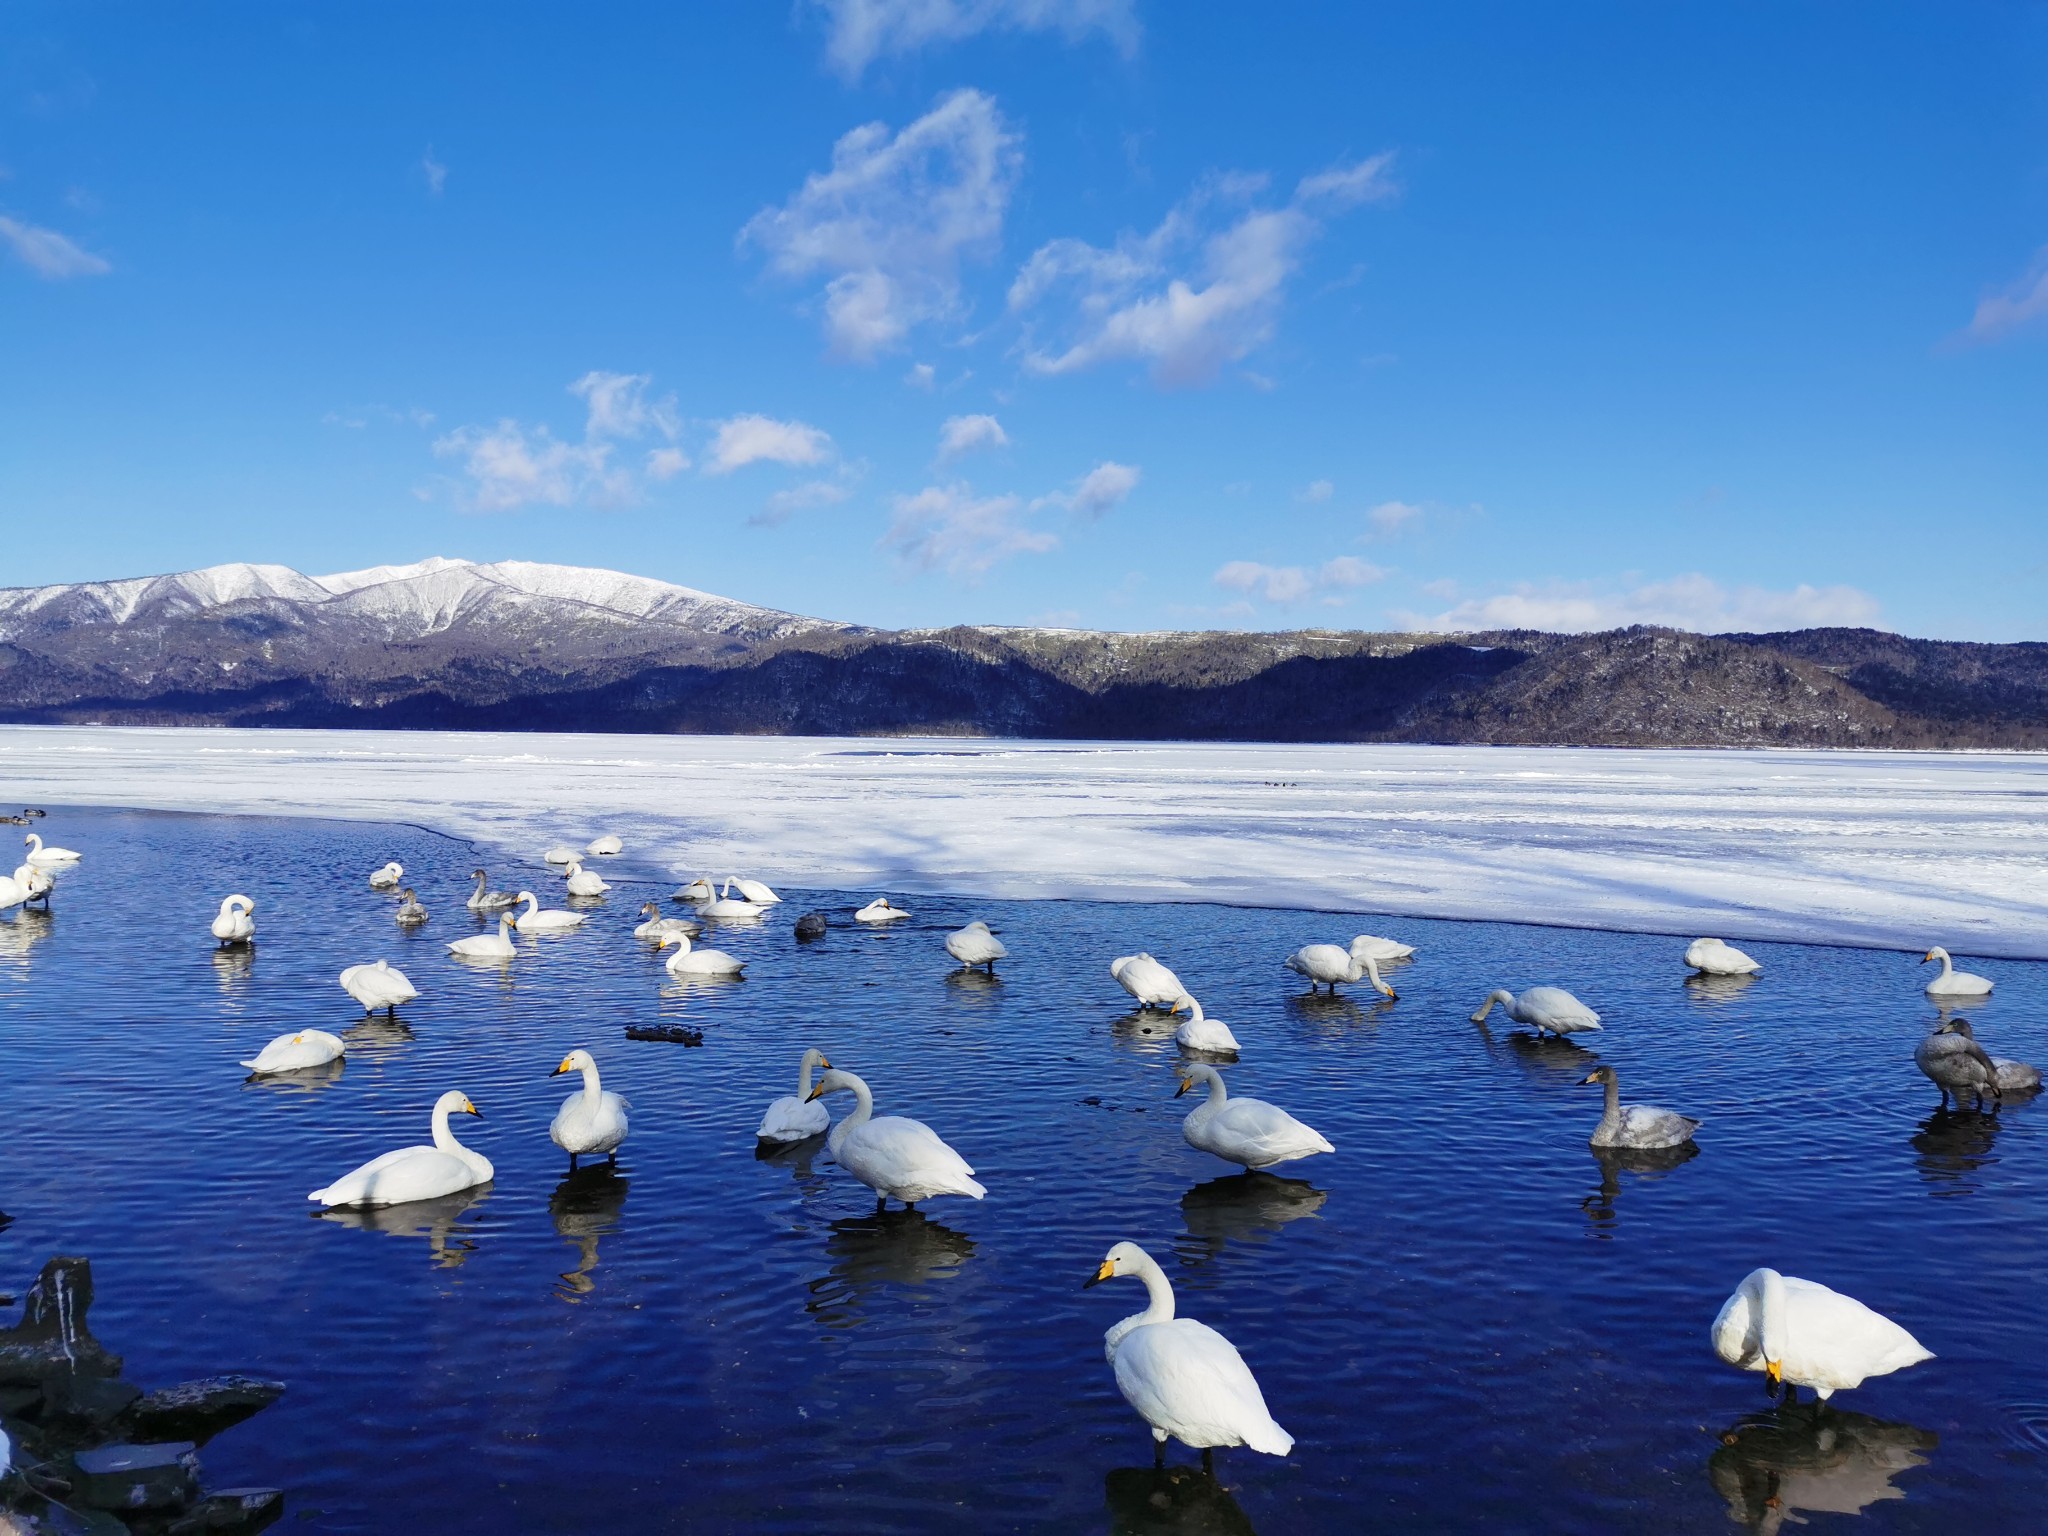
[210,895,255,946]
[448,914,517,959]
[1172,997,1242,1056]
[1284,941,1397,999]
[1086,1241,1293,1466]
[467,870,517,911]
[757,1048,832,1143]
[513,891,585,933]
[549,1049,629,1169]
[944,920,1007,972]
[23,833,79,867]
[1470,987,1601,1037]
[339,959,418,1014]
[1177,1063,1332,1170]
[1921,947,1992,998]
[1685,938,1761,976]
[0,864,52,911]
[562,860,611,897]
[1112,953,1187,1010]
[241,1029,346,1075]
[1581,1066,1698,1148]
[367,861,403,889]
[1711,1268,1932,1402]
[660,930,744,977]
[806,1068,985,1206]
[1913,1019,2036,1105]
[308,1091,492,1208]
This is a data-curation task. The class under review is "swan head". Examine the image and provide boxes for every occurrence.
[806,1068,860,1103]
[801,1047,831,1073]
[1580,1065,1617,1086]
[660,931,692,953]
[1923,947,1950,964]
[1175,1063,1223,1098]
[1171,994,1203,1021]
[641,902,659,917]
[516,891,538,904]
[1933,1018,1976,1038]
[1084,1240,1152,1288]
[435,1090,482,1120]
[552,1048,597,1078]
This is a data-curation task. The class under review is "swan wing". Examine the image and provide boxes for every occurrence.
[841,1116,985,1200]
[1203,1099,1334,1163]
[551,1092,630,1155]
[1781,1280,1933,1391]
[757,1094,831,1142]
[1288,945,1348,983]
[1617,1105,1699,1147]
[310,1146,478,1207]
[1112,1320,1293,1455]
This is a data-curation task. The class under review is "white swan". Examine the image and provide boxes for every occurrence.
[467,869,517,911]
[854,897,910,924]
[513,891,585,933]
[367,861,403,889]
[675,876,716,902]
[945,920,1008,972]
[1685,937,1761,976]
[634,902,699,941]
[586,834,623,857]
[661,930,744,977]
[1112,953,1186,1009]
[394,888,429,926]
[1711,1267,1932,1402]
[756,1047,833,1143]
[1350,933,1415,962]
[543,845,579,865]
[729,876,781,905]
[339,959,419,1014]
[308,1090,492,1208]
[1283,941,1397,999]
[808,1068,985,1206]
[448,914,517,959]
[1582,1065,1698,1149]
[1470,986,1601,1036]
[210,894,255,945]
[1177,1063,1332,1170]
[702,879,765,920]
[0,864,50,911]
[1172,996,1242,1056]
[241,1029,346,1075]
[23,833,80,867]
[562,860,611,897]
[1086,1241,1293,1459]
[550,1049,629,1166]
[1922,946,1992,998]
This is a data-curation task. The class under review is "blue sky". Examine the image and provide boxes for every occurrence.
[4,2,2045,639]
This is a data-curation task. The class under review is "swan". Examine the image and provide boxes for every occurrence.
[586,834,623,857]
[1283,942,1397,999]
[1470,986,1601,1037]
[757,1047,833,1143]
[1922,947,1992,998]
[635,902,700,941]
[339,959,419,1014]
[675,876,716,902]
[807,1068,985,1206]
[549,1049,629,1168]
[308,1090,492,1208]
[1112,953,1187,1010]
[394,888,429,926]
[562,860,610,897]
[945,920,1007,972]
[543,845,579,865]
[1350,934,1415,962]
[729,877,781,905]
[660,930,744,977]
[854,897,910,924]
[0,865,45,911]
[1177,1063,1332,1170]
[1172,996,1242,1056]
[23,833,79,867]
[1581,1066,1698,1149]
[367,861,403,889]
[210,894,255,945]
[513,891,585,933]
[467,869,517,911]
[448,914,517,959]
[1913,1018,2036,1105]
[241,1029,346,1075]
[702,879,765,920]
[1685,937,1761,976]
[1086,1241,1293,1463]
[1711,1267,1932,1402]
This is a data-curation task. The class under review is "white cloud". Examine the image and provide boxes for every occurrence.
[433,421,624,512]
[904,361,937,390]
[706,414,835,474]
[1037,459,1140,520]
[1962,247,2048,344]
[1299,478,1333,503]
[885,481,1056,579]
[937,412,1010,458]
[752,478,852,528]
[815,0,1137,80]
[0,215,110,279]
[422,149,447,196]
[1365,499,1421,535]
[1009,153,1394,386]
[740,89,1021,360]
[1402,574,1882,634]
[1214,555,1386,606]
[646,447,690,481]
[569,371,681,443]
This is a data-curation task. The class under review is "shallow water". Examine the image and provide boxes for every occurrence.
[2,805,2045,1533]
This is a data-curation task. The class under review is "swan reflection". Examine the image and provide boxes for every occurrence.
[805,1207,975,1324]
[1708,1401,1936,1534]
[1109,1009,1178,1051]
[1179,1172,1326,1264]
[943,967,1005,1000]
[1911,1107,2002,1196]
[1499,1030,1601,1078]
[755,1133,832,1195]
[209,942,255,990]
[1283,992,1384,1030]
[241,1058,346,1095]
[1581,1143,1698,1234]
[0,909,53,966]
[342,1017,415,1055]
[1683,972,1758,1007]
[1103,1463,1257,1536]
[315,1187,488,1269]
[549,1166,629,1302]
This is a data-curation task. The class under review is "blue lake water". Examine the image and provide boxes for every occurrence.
[2,805,2046,1533]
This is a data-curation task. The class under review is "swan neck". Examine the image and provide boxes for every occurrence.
[578,1061,602,1101]
[798,1053,817,1097]
[1201,1070,1227,1106]
[431,1101,465,1154]
[1603,1076,1621,1116]
[842,1075,875,1131]
[1756,1269,1787,1362]
[1133,1252,1176,1324]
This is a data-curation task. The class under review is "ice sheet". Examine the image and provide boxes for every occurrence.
[4,725,2045,957]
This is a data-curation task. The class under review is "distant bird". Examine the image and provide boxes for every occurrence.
[1177,1063,1332,1171]
[1914,1018,2035,1106]
[242,1029,346,1076]
[757,1047,832,1144]
[634,902,699,941]
[585,834,623,857]
[23,833,80,868]
[1581,1065,1698,1149]
[1922,947,1992,998]
[1470,986,1601,1037]
[308,1090,491,1208]
[549,1049,629,1170]
[562,860,610,897]
[448,914,517,960]
[1284,941,1397,999]
[1685,938,1761,976]
[944,920,1007,972]
[1172,996,1242,1056]
[660,931,744,977]
[394,888,429,926]
[513,891,585,933]
[340,959,419,1014]
[467,870,518,911]
[855,897,910,924]
[1112,953,1187,1010]
[367,861,403,889]
[1711,1267,1931,1403]
[807,1067,984,1207]
[210,894,255,945]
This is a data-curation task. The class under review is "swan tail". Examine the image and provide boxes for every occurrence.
[961,1176,987,1200]
[1245,1420,1294,1456]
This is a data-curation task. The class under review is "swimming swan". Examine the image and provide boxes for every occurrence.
[1685,937,1761,976]
[23,833,80,867]
[1921,947,1992,998]
[1470,986,1601,1037]
[1112,953,1187,1010]
[562,860,611,897]
[513,892,586,933]
[675,876,716,902]
[308,1090,492,1208]
[660,930,744,977]
[367,861,403,889]
[1711,1267,1932,1402]
[1177,1063,1332,1170]
[757,1047,832,1143]
[394,888,429,926]
[1582,1065,1698,1149]
[1172,997,1242,1056]
[1283,941,1397,999]
[1086,1241,1293,1461]
[635,902,700,941]
[339,959,419,1014]
[586,834,623,857]
[807,1068,985,1206]
[550,1049,629,1167]
[448,914,517,959]
[702,879,766,920]
[241,1029,346,1075]
[467,869,517,911]
[729,877,781,905]
[855,897,910,924]
[945,920,1007,972]
[211,894,255,945]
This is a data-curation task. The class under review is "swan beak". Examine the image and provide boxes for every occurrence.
[805,1085,824,1102]
[1765,1359,1782,1386]
[1083,1260,1114,1289]
[1174,1078,1193,1098]
[818,1057,831,1070]
[1380,986,1399,1001]
[551,1058,573,1076]
[1580,1071,1598,1084]
[1921,952,1933,963]
[464,1100,483,1118]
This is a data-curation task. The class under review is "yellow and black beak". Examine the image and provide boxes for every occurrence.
[1174,1078,1193,1098]
[1083,1259,1114,1289]
[1580,1071,1599,1085]
[551,1056,575,1077]
[1765,1359,1782,1387]
[805,1084,825,1102]
[465,1101,483,1119]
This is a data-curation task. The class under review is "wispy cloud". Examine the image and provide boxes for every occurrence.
[1036,459,1140,520]
[422,148,448,196]
[1365,498,1421,536]
[904,361,937,390]
[814,0,1137,80]
[1961,246,2048,345]
[1298,478,1333,503]
[705,414,834,474]
[1397,574,1881,634]
[435,371,685,510]
[1214,555,1385,605]
[885,481,1056,579]
[752,478,853,528]
[741,89,1021,360]
[570,371,681,444]
[937,412,1010,458]
[0,214,109,279]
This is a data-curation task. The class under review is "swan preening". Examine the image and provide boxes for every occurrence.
[945,920,1007,972]
[635,902,700,941]
[1582,1066,1698,1149]
[1914,1019,2037,1106]
[1087,1241,1293,1463]
[242,1029,346,1075]
[1470,986,1601,1037]
[550,1049,629,1168]
[339,959,419,1014]
[1922,947,1992,998]
[1112,953,1186,1010]
[757,1047,832,1143]
[210,894,255,945]
[1712,1268,1932,1402]
[1284,940,1397,999]
[448,914,518,959]
[855,897,910,924]
[23,833,80,868]
[1172,997,1242,1056]
[661,930,744,977]
[468,870,517,911]
[513,891,585,933]
[563,860,610,897]
[308,1091,492,1208]
[807,1068,984,1206]
[367,861,403,889]
[1178,1064,1332,1170]
[395,888,429,926]
[1685,938,1761,976]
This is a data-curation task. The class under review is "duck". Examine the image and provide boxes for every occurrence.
[1172,996,1242,1056]
[1711,1267,1932,1403]
[729,877,781,905]
[562,860,611,897]
[634,902,700,941]
[448,914,518,959]
[1177,1063,1332,1170]
[1922,947,1993,998]
[512,891,585,933]
[307,1090,492,1208]
[807,1068,985,1206]
[1685,937,1761,976]
[23,833,80,867]
[702,879,766,920]
[394,888,430,926]
[543,845,579,865]
[1086,1240,1293,1464]
[549,1049,629,1169]
[1470,986,1601,1037]
[467,869,518,911]
[1914,1018,2035,1106]
[756,1047,833,1143]
[367,861,403,889]
[1112,953,1187,1010]
[585,834,623,857]
[944,920,1007,972]
[854,896,910,924]
[241,1029,346,1075]
[660,930,745,977]
[210,894,256,945]
[1283,941,1398,999]
[1581,1065,1698,1149]
[340,959,419,1014]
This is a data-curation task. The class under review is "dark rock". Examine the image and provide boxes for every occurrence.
[40,1374,140,1428]
[69,1441,199,1512]
[794,912,828,940]
[624,1025,702,1046]
[0,1382,41,1417]
[164,1487,284,1535]
[0,1260,122,1385]
[123,1378,284,1447]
